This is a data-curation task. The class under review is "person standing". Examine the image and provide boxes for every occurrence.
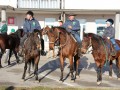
[0,20,7,34]
[62,13,81,57]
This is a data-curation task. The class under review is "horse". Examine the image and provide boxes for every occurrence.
[0,29,24,68]
[42,26,56,58]
[42,26,80,81]
[22,31,41,81]
[81,33,120,85]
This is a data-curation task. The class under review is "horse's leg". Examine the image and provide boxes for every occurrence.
[34,56,40,80]
[69,56,75,81]
[8,49,12,65]
[0,54,3,68]
[13,49,20,63]
[109,60,113,78]
[53,48,55,58]
[28,62,31,75]
[74,55,80,79]
[0,49,4,68]
[47,49,50,58]
[22,60,28,80]
[96,61,102,85]
[59,55,64,81]
[116,56,120,80]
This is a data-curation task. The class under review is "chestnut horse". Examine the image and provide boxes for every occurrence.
[42,26,80,81]
[0,29,24,68]
[81,33,120,85]
[22,32,41,81]
[42,26,56,58]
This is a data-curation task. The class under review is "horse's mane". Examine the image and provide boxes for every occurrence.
[86,33,106,45]
[52,26,68,34]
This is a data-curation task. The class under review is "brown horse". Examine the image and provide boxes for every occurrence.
[42,26,80,81]
[0,29,24,68]
[81,33,120,85]
[22,32,41,81]
[42,26,56,58]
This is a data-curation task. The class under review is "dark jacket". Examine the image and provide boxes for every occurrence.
[62,19,80,32]
[0,24,7,34]
[23,18,41,33]
[103,26,115,39]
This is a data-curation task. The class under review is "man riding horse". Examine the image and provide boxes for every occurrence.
[102,19,120,56]
[21,10,45,55]
[62,13,81,57]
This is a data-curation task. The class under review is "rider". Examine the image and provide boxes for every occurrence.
[21,10,46,55]
[62,13,81,57]
[58,20,63,26]
[103,19,116,56]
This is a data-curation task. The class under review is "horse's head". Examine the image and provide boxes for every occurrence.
[42,26,51,35]
[15,29,24,38]
[33,32,41,49]
[81,33,93,54]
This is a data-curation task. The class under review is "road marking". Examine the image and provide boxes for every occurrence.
[40,73,75,87]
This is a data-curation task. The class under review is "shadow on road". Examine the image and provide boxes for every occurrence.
[38,57,67,82]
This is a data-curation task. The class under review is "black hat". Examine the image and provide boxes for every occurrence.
[26,10,34,17]
[68,13,76,16]
[106,19,114,25]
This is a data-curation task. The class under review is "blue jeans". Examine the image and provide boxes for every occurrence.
[110,38,120,51]
[71,31,81,43]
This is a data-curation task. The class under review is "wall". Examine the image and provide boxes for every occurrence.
[64,0,120,10]
[0,0,17,8]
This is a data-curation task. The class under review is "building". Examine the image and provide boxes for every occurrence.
[0,0,120,50]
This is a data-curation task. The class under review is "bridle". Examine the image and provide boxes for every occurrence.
[87,37,92,50]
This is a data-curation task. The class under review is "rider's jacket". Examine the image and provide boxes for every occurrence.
[23,18,41,33]
[103,26,115,39]
[62,19,80,32]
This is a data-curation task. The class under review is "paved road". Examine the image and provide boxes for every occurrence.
[0,53,120,88]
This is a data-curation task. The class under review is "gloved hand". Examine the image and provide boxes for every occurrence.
[68,25,72,29]
[107,37,110,39]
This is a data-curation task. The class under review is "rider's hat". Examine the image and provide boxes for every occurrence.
[106,19,114,25]
[26,10,34,17]
[68,13,76,16]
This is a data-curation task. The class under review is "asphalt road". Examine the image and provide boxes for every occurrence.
[0,53,120,88]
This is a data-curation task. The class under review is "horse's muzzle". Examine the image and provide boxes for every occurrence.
[81,48,87,54]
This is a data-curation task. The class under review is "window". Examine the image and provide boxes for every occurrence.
[95,19,106,36]
[8,17,15,25]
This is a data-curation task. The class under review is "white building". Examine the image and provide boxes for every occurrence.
[0,0,120,50]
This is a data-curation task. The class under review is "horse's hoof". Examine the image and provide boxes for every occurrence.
[71,80,75,83]
[76,75,80,79]
[109,76,113,79]
[0,65,3,68]
[8,62,11,65]
[97,81,102,85]
[21,79,25,82]
[59,78,64,82]
[117,78,120,80]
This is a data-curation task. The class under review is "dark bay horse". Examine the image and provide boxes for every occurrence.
[42,26,56,58]
[22,32,41,81]
[0,29,24,68]
[42,26,80,81]
[81,33,120,85]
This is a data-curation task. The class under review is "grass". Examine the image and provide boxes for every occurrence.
[0,86,120,90]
